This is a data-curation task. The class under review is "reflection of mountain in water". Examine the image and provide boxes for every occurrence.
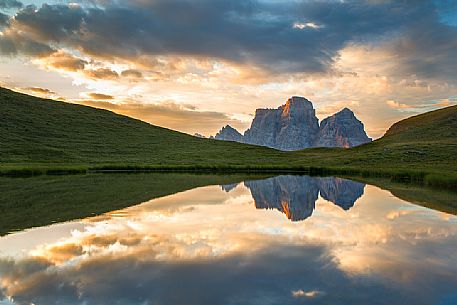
[242,176,365,221]
[318,177,365,210]
[244,176,318,221]
[221,183,239,192]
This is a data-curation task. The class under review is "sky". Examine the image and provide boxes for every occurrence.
[0,0,456,138]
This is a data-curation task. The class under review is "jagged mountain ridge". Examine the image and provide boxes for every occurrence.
[214,125,243,142]
[315,107,371,148]
[214,96,371,150]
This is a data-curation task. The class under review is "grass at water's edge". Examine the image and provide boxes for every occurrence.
[1,164,456,190]
[0,173,273,236]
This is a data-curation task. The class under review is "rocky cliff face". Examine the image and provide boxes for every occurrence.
[214,125,243,142]
[244,97,319,150]
[314,108,371,148]
[213,96,372,150]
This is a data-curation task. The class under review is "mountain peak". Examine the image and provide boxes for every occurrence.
[214,97,371,150]
[215,125,243,142]
[283,96,313,110]
[340,107,353,113]
[335,107,355,117]
[315,107,371,148]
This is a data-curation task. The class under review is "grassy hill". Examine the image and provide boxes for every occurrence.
[1,87,456,187]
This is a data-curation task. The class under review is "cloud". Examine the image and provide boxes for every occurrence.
[291,289,325,298]
[293,22,323,30]
[385,98,456,112]
[0,0,22,9]
[121,69,142,78]
[85,92,114,100]
[0,12,8,26]
[37,50,87,72]
[24,86,56,95]
[1,0,452,76]
[83,68,119,80]
[0,28,54,56]
[316,100,361,117]
[383,18,457,81]
[386,100,411,110]
[76,99,248,135]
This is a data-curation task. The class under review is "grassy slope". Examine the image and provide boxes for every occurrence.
[0,87,290,167]
[1,87,456,186]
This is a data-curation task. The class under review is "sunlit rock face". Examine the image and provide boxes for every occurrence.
[214,125,243,142]
[314,108,372,148]
[213,96,371,150]
[244,175,365,221]
[244,97,319,150]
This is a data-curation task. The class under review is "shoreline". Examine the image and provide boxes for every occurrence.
[1,164,456,190]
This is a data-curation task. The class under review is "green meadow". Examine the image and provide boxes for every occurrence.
[1,87,456,188]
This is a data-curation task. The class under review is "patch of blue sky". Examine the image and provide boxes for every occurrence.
[434,0,457,26]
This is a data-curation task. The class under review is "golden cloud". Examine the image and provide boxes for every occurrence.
[85,92,114,100]
[386,100,411,110]
[36,50,87,72]
[75,99,248,136]
[24,86,56,95]
[83,68,120,80]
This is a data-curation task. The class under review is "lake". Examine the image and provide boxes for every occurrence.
[0,174,456,305]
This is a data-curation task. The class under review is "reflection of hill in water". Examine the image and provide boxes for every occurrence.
[239,176,365,221]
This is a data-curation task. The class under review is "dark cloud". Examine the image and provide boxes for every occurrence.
[0,12,8,26]
[0,0,22,9]
[0,0,455,80]
[386,16,457,81]
[0,0,450,75]
[14,4,85,42]
[0,31,54,56]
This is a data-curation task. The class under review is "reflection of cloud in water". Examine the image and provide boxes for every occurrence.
[0,176,456,305]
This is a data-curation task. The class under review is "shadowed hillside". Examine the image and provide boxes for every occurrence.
[0,87,286,167]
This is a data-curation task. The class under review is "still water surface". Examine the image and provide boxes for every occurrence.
[0,175,456,305]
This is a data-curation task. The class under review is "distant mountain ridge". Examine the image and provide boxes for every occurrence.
[214,96,371,150]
